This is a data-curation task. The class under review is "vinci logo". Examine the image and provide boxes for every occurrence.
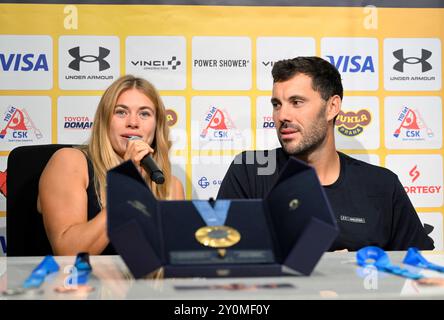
[64,116,93,130]
[325,55,375,73]
[200,107,236,140]
[393,107,433,141]
[131,56,181,71]
[404,165,441,195]
[335,109,371,136]
[0,53,49,71]
[0,106,43,141]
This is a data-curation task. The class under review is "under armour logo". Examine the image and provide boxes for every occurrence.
[167,56,181,70]
[68,46,110,71]
[409,164,420,183]
[393,49,432,73]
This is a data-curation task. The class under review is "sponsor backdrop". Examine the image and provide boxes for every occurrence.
[0,1,443,254]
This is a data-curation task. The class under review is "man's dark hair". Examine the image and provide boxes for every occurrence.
[272,56,343,101]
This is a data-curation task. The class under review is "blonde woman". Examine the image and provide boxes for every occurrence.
[37,75,184,255]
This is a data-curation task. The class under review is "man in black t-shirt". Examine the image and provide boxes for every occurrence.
[217,56,434,251]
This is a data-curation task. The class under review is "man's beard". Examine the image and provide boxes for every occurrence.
[277,105,328,156]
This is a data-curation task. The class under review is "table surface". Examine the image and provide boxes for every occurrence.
[1,251,444,300]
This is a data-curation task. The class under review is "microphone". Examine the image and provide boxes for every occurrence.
[128,136,165,184]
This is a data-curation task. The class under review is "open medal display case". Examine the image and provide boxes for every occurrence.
[107,157,338,278]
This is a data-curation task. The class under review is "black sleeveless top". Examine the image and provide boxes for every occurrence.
[85,156,116,255]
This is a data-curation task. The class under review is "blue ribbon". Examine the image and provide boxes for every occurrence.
[23,255,60,289]
[403,247,444,273]
[356,246,423,280]
[68,252,93,286]
[192,200,231,226]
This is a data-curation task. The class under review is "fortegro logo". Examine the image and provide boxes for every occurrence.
[404,164,442,195]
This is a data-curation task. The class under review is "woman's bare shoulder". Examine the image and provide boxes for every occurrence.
[170,175,185,200]
[42,147,88,182]
[46,147,87,168]
[50,147,86,162]
[38,148,89,212]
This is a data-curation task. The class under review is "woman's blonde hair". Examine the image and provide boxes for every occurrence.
[79,75,172,206]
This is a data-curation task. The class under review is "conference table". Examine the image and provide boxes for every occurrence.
[1,251,444,300]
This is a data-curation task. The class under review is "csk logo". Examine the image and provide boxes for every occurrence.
[200,106,237,141]
[393,107,433,141]
[0,106,43,141]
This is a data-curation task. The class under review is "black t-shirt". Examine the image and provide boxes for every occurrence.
[85,156,116,255]
[217,148,434,251]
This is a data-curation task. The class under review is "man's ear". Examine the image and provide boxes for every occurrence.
[327,95,341,122]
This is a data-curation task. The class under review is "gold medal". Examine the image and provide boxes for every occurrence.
[195,226,241,249]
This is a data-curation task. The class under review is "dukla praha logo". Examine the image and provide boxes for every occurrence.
[393,107,433,141]
[68,46,110,71]
[166,109,178,127]
[335,109,371,136]
[200,107,238,141]
[1,106,43,141]
[404,164,442,195]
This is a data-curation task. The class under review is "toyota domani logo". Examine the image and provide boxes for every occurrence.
[130,56,181,71]
[68,46,110,71]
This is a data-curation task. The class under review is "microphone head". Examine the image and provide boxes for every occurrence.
[151,171,165,185]
[127,137,165,185]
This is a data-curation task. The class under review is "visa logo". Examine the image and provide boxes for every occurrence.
[326,55,375,73]
[0,53,49,71]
